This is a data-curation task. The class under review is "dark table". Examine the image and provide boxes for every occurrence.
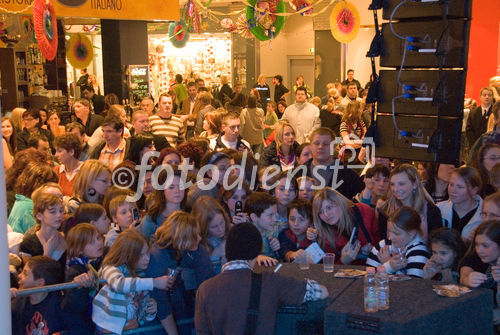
[324,277,493,335]
[256,263,358,335]
[258,263,493,335]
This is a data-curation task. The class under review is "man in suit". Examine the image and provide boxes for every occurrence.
[466,87,494,147]
[82,85,106,116]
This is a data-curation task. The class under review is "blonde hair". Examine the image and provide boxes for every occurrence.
[102,229,148,276]
[257,74,266,84]
[72,160,111,202]
[221,75,229,85]
[31,183,62,201]
[155,211,200,253]
[10,108,26,130]
[274,121,295,153]
[312,188,356,250]
[381,163,433,217]
[192,196,231,251]
[342,100,362,125]
[66,223,100,259]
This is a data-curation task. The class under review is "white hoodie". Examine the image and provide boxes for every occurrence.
[437,195,483,241]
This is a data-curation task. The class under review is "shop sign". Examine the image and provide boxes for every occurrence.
[0,0,179,21]
[129,64,149,104]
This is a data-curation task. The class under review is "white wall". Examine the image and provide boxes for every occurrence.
[259,1,378,88]
[260,14,314,87]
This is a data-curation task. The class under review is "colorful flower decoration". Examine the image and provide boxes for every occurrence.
[66,33,94,69]
[246,0,286,41]
[185,0,201,34]
[329,1,360,43]
[220,18,236,32]
[168,20,190,48]
[235,13,253,39]
[33,0,58,60]
[290,0,312,15]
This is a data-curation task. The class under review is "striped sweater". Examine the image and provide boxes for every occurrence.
[366,235,430,278]
[149,114,185,147]
[92,265,154,335]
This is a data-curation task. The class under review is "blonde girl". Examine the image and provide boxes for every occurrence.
[310,188,379,265]
[69,160,112,213]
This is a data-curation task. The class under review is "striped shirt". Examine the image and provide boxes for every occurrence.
[98,139,126,171]
[366,235,430,278]
[149,114,185,147]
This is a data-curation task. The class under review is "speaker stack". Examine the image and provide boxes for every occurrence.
[370,0,472,164]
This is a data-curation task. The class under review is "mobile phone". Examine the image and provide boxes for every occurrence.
[132,208,140,221]
[169,269,176,277]
[348,227,357,245]
[235,201,243,214]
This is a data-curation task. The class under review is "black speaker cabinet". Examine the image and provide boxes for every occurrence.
[382,0,472,20]
[375,114,462,164]
[380,19,470,68]
[378,69,466,117]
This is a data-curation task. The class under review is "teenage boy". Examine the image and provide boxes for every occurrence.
[195,222,328,334]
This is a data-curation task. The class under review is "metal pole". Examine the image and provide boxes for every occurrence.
[16,280,105,297]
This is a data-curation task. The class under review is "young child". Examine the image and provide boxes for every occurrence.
[92,229,170,335]
[278,199,314,262]
[459,221,500,325]
[271,171,298,231]
[193,196,231,273]
[437,166,482,242]
[140,168,185,240]
[245,192,280,259]
[64,224,104,331]
[12,256,88,334]
[73,203,110,235]
[297,176,318,202]
[105,195,139,247]
[19,193,66,264]
[367,206,430,278]
[423,228,466,283]
[353,164,390,208]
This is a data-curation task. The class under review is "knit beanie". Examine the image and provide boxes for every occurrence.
[226,222,263,261]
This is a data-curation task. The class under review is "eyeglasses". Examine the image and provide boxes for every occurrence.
[481,212,500,220]
[23,117,35,122]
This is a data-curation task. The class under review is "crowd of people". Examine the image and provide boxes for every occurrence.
[4,71,500,334]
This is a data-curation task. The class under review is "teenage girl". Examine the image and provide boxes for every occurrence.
[367,206,430,278]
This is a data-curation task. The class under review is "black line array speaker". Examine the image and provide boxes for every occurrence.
[382,0,472,20]
[372,0,471,164]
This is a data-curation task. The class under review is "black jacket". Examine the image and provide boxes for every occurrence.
[304,158,364,200]
[260,141,299,170]
[466,105,492,147]
[16,127,55,152]
[77,113,104,137]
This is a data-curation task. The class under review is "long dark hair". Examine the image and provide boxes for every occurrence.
[2,117,16,155]
[428,228,466,271]
[460,220,500,268]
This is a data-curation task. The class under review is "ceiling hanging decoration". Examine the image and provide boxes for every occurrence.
[168,20,190,48]
[329,0,360,43]
[235,13,253,39]
[33,0,58,60]
[185,0,202,33]
[66,33,94,69]
[246,0,286,41]
[290,0,313,15]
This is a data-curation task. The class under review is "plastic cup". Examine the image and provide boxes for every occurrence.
[298,252,310,270]
[323,253,335,272]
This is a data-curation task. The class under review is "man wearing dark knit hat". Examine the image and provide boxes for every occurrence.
[195,223,328,335]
